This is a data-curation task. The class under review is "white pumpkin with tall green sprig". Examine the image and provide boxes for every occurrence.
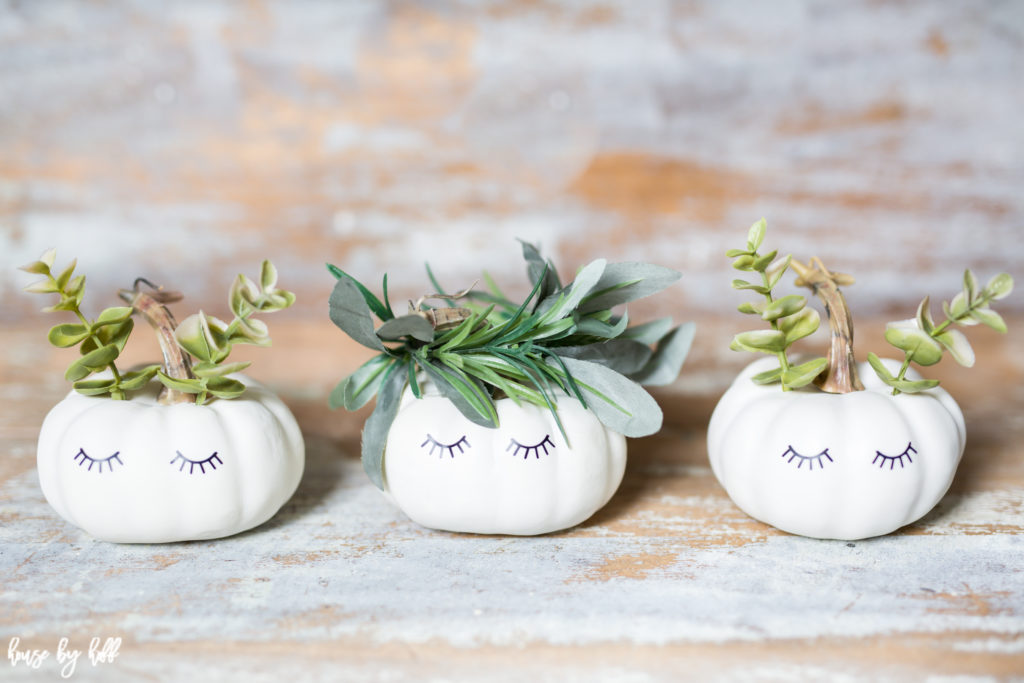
[708,220,1013,540]
[22,251,304,543]
[327,242,694,535]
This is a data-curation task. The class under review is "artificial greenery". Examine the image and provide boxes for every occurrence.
[728,219,828,390]
[726,220,1014,396]
[327,241,695,489]
[22,250,294,404]
[869,269,1013,395]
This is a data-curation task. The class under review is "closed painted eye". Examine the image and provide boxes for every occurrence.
[73,448,123,473]
[781,445,832,470]
[170,451,223,474]
[421,434,470,458]
[507,435,555,459]
[873,442,916,469]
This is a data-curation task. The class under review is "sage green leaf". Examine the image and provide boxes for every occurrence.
[93,306,133,329]
[781,357,828,389]
[620,317,674,345]
[47,323,90,348]
[578,263,681,313]
[552,357,662,437]
[575,312,629,339]
[54,259,76,290]
[538,258,607,321]
[24,279,60,294]
[731,329,787,353]
[231,316,270,346]
[327,264,394,322]
[731,280,770,295]
[72,377,116,395]
[361,362,408,490]
[260,259,278,291]
[629,321,696,386]
[984,272,1013,300]
[376,314,434,342]
[330,356,395,410]
[915,296,934,334]
[519,240,562,303]
[767,255,792,289]
[778,307,820,344]
[102,319,134,353]
[66,275,85,305]
[947,291,969,319]
[175,312,224,362]
[66,344,119,381]
[747,218,767,251]
[751,366,783,384]
[737,301,766,315]
[752,250,778,272]
[19,259,51,275]
[229,274,257,318]
[725,248,751,258]
[192,360,252,378]
[555,340,653,375]
[157,371,204,394]
[731,255,755,271]
[867,352,895,381]
[116,365,161,391]
[206,376,246,399]
[963,269,979,301]
[761,294,806,322]
[969,307,1007,333]
[935,329,975,367]
[329,277,387,351]
[883,376,941,393]
[884,321,944,366]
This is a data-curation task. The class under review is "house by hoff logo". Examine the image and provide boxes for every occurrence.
[7,637,121,678]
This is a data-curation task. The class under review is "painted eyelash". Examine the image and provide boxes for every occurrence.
[781,445,833,470]
[170,451,223,474]
[421,435,470,458]
[507,435,555,459]
[73,448,123,473]
[873,442,916,469]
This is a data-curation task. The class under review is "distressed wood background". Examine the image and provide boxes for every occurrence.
[2,0,1022,324]
[3,2,1024,681]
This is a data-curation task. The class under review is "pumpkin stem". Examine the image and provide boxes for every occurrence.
[791,257,864,394]
[119,282,195,405]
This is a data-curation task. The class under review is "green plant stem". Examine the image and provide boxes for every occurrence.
[71,300,126,397]
[759,269,792,385]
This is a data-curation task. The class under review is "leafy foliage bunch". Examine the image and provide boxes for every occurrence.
[327,241,695,488]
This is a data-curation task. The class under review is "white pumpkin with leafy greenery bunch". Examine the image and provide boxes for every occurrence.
[708,220,1013,540]
[327,242,694,535]
[23,251,304,543]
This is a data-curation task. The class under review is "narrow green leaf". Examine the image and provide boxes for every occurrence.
[519,239,562,304]
[751,366,783,385]
[156,372,204,394]
[725,248,751,258]
[538,258,607,321]
[751,249,778,272]
[24,279,60,294]
[963,268,979,301]
[867,352,895,381]
[72,377,117,395]
[53,258,77,290]
[260,259,278,291]
[327,264,394,321]
[362,363,409,490]
[731,280,771,295]
[329,355,394,411]
[407,359,421,398]
[417,357,498,428]
[116,365,161,391]
[883,376,941,393]
[206,376,246,399]
[738,301,766,315]
[915,296,934,335]
[767,255,792,289]
[328,277,387,351]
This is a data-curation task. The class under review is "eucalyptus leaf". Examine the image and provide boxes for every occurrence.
[54,259,76,290]
[968,307,1007,333]
[935,329,975,367]
[554,339,653,375]
[66,344,119,381]
[24,279,60,294]
[328,277,387,351]
[880,376,941,393]
[361,362,408,490]
[725,248,751,258]
[376,314,435,342]
[116,365,161,391]
[553,357,662,437]
[781,357,828,389]
[192,360,252,378]
[328,264,394,322]
[761,295,806,322]
[72,377,116,395]
[93,306,132,328]
[751,250,778,272]
[519,240,562,304]
[985,272,1013,300]
[206,376,246,399]
[156,372,204,394]
[99,319,134,354]
[620,317,674,345]
[731,255,755,271]
[963,269,979,301]
[915,296,934,334]
[867,352,894,381]
[628,321,696,386]
[778,307,820,344]
[731,330,787,354]
[578,262,680,313]
[751,366,783,384]
[574,312,629,339]
[737,301,766,315]
[747,218,766,251]
[948,291,969,319]
[260,259,278,291]
[47,323,90,348]
[538,259,607,321]
[884,322,944,366]
[731,280,770,295]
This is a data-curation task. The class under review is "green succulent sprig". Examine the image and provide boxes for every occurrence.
[20,249,158,400]
[22,251,295,405]
[727,219,827,390]
[158,261,296,404]
[869,270,1013,395]
[327,241,695,489]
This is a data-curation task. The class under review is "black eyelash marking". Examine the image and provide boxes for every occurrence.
[170,451,223,474]
[73,449,122,473]
[421,435,470,458]
[507,435,555,459]
[873,442,916,469]
[781,445,832,470]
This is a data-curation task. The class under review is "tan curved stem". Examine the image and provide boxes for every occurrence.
[119,288,195,404]
[791,257,864,394]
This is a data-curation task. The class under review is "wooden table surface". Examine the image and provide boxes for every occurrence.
[2,316,1022,681]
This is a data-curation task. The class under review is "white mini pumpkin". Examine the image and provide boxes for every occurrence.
[383,385,627,535]
[37,375,304,543]
[707,356,966,540]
